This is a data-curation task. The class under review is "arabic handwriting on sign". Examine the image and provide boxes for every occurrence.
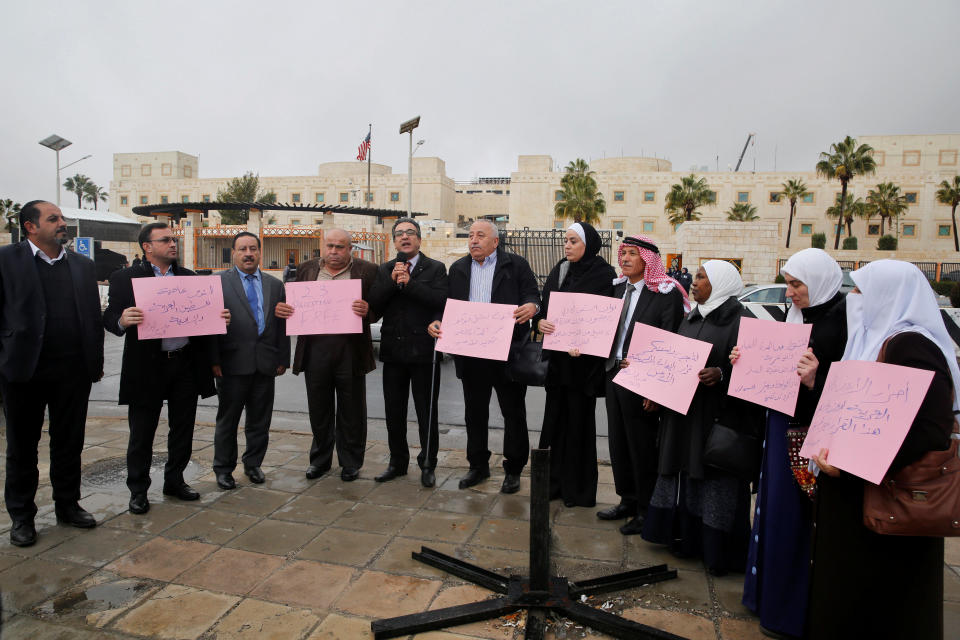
[284,280,362,335]
[435,299,516,361]
[542,292,623,357]
[727,317,812,416]
[132,275,226,339]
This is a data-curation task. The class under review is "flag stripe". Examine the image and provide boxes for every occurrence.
[356,132,371,161]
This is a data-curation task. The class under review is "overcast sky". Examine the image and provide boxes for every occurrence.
[2,0,958,207]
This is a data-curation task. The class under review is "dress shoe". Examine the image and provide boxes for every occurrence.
[500,473,521,494]
[305,465,327,480]
[458,468,490,489]
[216,473,236,490]
[619,515,645,535]
[375,466,407,483]
[420,468,436,488]
[564,499,576,508]
[55,503,96,528]
[129,493,150,515]
[9,520,37,547]
[244,467,266,484]
[597,503,637,521]
[163,482,200,501]
[341,467,360,482]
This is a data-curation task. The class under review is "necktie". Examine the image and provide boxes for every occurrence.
[244,274,263,335]
[609,285,636,368]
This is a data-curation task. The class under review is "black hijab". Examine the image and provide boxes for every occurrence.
[557,222,612,294]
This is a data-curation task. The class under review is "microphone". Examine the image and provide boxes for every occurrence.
[396,251,409,290]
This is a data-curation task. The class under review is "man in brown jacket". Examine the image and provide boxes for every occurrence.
[275,229,379,481]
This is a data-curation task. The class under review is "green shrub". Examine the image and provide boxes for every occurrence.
[811,233,826,249]
[930,280,954,296]
[842,237,858,250]
[877,235,897,250]
[774,274,786,284]
[951,282,960,308]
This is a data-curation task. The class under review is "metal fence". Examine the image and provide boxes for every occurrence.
[499,228,614,286]
[777,257,948,281]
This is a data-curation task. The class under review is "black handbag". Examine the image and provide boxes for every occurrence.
[506,332,549,386]
[703,420,762,481]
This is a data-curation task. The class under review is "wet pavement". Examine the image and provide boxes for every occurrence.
[0,415,959,639]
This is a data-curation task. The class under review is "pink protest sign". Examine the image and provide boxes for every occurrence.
[284,280,362,336]
[542,292,623,358]
[435,299,516,361]
[728,317,812,416]
[613,323,712,414]
[799,360,934,484]
[132,275,226,339]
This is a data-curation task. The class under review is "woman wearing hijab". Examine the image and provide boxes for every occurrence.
[807,260,957,640]
[641,260,763,575]
[740,248,847,640]
[536,222,616,507]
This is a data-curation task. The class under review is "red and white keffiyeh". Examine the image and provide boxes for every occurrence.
[615,234,691,312]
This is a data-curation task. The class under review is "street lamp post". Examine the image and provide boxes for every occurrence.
[399,116,421,217]
[39,134,72,206]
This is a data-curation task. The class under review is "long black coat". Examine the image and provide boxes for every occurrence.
[658,296,763,478]
[792,291,846,425]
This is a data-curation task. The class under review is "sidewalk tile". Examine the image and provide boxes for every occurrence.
[398,511,481,544]
[33,571,159,627]
[39,526,149,567]
[0,522,83,558]
[0,617,108,639]
[164,509,259,545]
[178,547,284,595]
[365,478,434,508]
[714,572,754,615]
[488,494,531,520]
[114,584,238,638]
[470,518,530,552]
[371,538,460,579]
[428,584,515,639]
[336,570,441,618]
[211,486,293,516]
[226,519,318,555]
[719,617,765,639]
[262,467,314,493]
[621,606,716,640]
[424,490,497,516]
[106,537,217,582]
[252,560,355,610]
[207,598,320,639]
[333,503,416,535]
[622,568,712,612]
[307,612,373,639]
[298,527,388,566]
[105,502,199,535]
[0,557,91,612]
[272,495,353,525]
[303,475,376,501]
[553,524,622,563]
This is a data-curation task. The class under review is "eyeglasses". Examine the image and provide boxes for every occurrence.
[394,229,418,238]
[148,237,177,245]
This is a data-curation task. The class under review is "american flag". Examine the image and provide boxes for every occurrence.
[357,132,371,161]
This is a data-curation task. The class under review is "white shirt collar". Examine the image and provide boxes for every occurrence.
[27,239,66,264]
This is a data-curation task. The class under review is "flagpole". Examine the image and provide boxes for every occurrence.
[366,123,372,209]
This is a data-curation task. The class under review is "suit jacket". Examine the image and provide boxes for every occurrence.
[0,242,103,382]
[211,267,290,376]
[447,248,540,377]
[368,252,448,364]
[290,257,380,375]
[606,281,685,370]
[103,260,216,405]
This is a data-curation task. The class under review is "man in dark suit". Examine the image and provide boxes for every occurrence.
[275,228,379,482]
[0,201,103,546]
[599,235,686,534]
[210,232,290,490]
[103,222,229,515]
[369,218,448,488]
[428,219,540,494]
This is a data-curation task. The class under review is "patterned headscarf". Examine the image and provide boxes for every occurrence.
[615,234,691,312]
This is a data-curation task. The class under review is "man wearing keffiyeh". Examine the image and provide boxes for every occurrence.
[597,235,688,534]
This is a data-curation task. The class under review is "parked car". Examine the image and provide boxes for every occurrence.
[738,284,786,304]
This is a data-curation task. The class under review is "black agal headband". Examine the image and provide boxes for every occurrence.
[622,237,660,254]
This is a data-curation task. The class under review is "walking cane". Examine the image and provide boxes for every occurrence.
[424,337,439,474]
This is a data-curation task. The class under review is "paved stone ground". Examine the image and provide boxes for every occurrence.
[1,416,959,639]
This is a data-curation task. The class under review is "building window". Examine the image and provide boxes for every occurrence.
[613,191,625,202]
[314,218,323,225]
[390,192,400,202]
[939,224,952,237]
[800,223,813,235]
[707,191,717,203]
[339,192,349,203]
[121,165,132,177]
[140,196,148,205]
[642,221,655,232]
[868,224,881,236]
[554,220,564,229]
[801,193,815,204]
[902,224,916,237]
[120,196,128,206]
[184,165,192,178]
[141,164,151,177]
[612,221,624,230]
[160,195,169,204]
[673,222,683,232]
[290,219,301,226]
[905,192,918,204]
[366,192,373,203]
[737,191,750,203]
[643,191,655,202]
[835,223,844,235]
[181,195,189,203]
[769,192,781,203]
[161,163,172,177]
[873,150,886,166]
[555,190,564,202]
[315,192,325,203]
[902,150,921,166]
[939,150,958,166]
[202,194,211,203]
[291,193,301,203]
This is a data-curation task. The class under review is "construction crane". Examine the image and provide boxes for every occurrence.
[734,133,755,171]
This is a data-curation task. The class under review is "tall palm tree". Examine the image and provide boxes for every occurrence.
[936,176,960,251]
[865,182,907,236]
[63,174,92,209]
[726,202,759,221]
[780,178,810,248]
[83,183,109,210]
[0,198,21,233]
[665,174,712,224]
[826,194,866,238]
[554,158,606,224]
[816,136,877,249]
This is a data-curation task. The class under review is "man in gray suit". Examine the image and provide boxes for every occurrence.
[211,231,290,489]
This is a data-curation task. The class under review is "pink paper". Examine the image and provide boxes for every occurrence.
[799,360,934,484]
[542,292,623,358]
[613,323,712,414]
[284,280,363,336]
[728,317,812,416]
[435,299,516,361]
[132,275,226,339]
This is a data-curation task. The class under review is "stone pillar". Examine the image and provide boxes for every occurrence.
[180,211,202,270]
[247,208,263,236]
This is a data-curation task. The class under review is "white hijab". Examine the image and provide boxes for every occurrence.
[781,248,843,325]
[697,260,743,318]
[567,223,586,243]
[843,260,960,410]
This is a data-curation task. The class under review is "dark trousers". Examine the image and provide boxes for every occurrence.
[383,360,440,470]
[539,385,598,507]
[461,363,529,475]
[605,368,660,512]
[1,370,91,522]
[126,354,199,495]
[213,372,276,473]
[304,355,366,472]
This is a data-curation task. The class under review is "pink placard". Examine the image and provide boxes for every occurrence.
[132,275,226,339]
[799,360,934,484]
[728,317,812,416]
[435,299,516,361]
[613,323,712,414]
[542,292,623,358]
[284,280,363,336]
